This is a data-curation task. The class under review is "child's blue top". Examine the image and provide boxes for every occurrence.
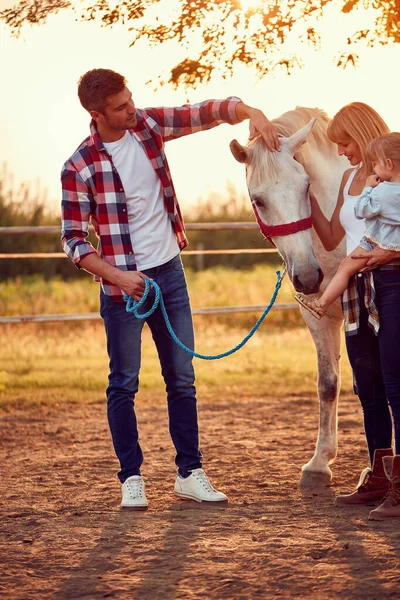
[354,181,400,251]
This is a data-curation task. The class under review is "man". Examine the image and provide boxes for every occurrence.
[61,68,279,510]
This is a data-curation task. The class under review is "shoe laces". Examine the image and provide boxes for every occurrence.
[125,477,145,499]
[192,469,216,493]
[385,477,400,505]
[358,467,387,491]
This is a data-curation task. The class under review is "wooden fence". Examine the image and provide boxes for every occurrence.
[0,223,298,323]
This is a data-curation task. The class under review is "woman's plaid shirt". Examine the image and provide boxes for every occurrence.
[342,271,379,336]
[61,96,241,299]
[342,263,400,336]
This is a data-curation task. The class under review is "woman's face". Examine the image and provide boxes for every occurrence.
[336,139,362,166]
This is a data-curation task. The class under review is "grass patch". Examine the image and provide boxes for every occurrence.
[0,320,354,410]
[0,267,354,410]
[0,265,299,327]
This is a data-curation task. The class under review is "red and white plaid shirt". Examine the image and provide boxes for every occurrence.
[61,97,241,299]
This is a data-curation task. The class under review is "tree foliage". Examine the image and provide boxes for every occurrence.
[1,0,399,87]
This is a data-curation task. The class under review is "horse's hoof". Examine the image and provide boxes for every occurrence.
[299,470,332,489]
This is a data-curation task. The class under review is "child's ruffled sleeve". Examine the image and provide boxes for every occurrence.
[354,187,382,220]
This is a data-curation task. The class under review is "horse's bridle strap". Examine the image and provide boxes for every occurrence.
[257,216,312,238]
[248,184,313,244]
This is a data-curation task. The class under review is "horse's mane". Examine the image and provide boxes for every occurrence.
[247,106,337,184]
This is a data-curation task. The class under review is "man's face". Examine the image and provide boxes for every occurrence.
[92,87,137,131]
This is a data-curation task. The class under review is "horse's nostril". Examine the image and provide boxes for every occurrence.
[293,270,323,295]
[293,275,301,290]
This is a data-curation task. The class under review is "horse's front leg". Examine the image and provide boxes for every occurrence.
[299,308,343,488]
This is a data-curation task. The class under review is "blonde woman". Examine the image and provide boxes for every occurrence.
[296,133,400,318]
[308,103,400,519]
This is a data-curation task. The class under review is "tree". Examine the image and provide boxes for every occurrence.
[1,0,399,88]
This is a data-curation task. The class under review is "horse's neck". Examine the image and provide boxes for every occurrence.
[308,153,348,281]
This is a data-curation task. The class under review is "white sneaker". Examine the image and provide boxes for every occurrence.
[121,475,148,510]
[174,468,228,503]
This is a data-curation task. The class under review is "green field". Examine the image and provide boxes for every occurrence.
[0,266,354,408]
[0,264,291,320]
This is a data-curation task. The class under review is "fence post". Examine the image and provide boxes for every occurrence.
[196,243,205,271]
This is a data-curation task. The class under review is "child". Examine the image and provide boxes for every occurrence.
[295,132,400,319]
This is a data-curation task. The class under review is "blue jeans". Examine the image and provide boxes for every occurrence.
[100,255,202,482]
[346,269,400,463]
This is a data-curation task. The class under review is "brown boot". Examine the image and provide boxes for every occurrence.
[369,455,400,520]
[335,448,393,506]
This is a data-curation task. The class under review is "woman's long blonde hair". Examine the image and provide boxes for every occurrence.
[327,102,390,176]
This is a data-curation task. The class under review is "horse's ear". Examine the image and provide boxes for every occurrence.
[282,118,316,155]
[230,139,249,163]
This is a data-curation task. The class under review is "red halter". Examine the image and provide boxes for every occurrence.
[251,201,312,247]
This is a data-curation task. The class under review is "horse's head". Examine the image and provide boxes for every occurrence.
[230,118,323,295]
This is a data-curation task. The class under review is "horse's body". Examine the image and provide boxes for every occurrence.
[230,107,349,487]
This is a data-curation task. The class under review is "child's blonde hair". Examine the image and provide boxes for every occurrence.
[327,102,390,176]
[368,133,400,167]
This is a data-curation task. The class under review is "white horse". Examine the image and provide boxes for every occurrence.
[230,107,348,487]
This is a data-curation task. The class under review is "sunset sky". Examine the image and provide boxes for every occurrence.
[1,0,400,213]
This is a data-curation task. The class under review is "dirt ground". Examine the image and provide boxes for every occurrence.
[1,392,400,600]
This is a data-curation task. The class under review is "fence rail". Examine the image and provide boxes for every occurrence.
[0,222,260,236]
[0,222,297,324]
[0,303,298,324]
[1,248,278,259]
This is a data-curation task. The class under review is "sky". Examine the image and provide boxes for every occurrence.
[1,0,400,214]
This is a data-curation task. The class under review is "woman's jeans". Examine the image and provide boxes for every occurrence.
[100,255,202,483]
[346,269,400,463]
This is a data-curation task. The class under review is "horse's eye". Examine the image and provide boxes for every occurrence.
[252,196,264,208]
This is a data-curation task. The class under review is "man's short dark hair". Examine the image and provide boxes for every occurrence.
[78,69,127,113]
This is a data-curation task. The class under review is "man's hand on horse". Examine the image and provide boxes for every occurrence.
[351,247,400,267]
[249,110,280,152]
[235,102,280,152]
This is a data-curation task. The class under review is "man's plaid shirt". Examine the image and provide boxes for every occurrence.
[61,97,241,300]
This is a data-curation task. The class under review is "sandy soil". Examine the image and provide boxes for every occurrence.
[1,392,400,600]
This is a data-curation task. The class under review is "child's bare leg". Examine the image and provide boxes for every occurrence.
[318,246,370,309]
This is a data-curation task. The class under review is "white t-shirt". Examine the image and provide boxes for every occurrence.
[103,131,179,270]
[339,168,366,255]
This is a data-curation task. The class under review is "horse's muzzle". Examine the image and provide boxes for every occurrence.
[293,267,324,295]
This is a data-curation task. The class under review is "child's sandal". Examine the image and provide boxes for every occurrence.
[294,293,326,320]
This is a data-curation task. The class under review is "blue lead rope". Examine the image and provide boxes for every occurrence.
[124,269,285,360]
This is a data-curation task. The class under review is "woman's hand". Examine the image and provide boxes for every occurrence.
[351,247,399,267]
